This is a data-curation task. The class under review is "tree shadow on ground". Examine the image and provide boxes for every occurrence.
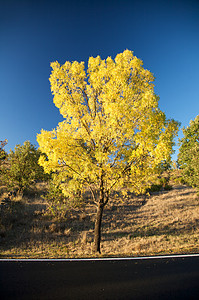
[102,219,198,242]
[101,185,199,242]
[101,195,147,235]
[0,196,96,253]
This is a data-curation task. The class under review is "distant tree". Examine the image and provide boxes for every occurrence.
[178,115,199,189]
[2,141,46,194]
[0,139,8,162]
[0,139,8,182]
[37,50,180,253]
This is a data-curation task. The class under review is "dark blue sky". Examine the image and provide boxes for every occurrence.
[1,0,199,160]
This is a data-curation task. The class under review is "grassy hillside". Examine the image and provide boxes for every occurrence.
[0,182,199,258]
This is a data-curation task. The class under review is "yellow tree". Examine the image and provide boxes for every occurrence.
[37,50,179,253]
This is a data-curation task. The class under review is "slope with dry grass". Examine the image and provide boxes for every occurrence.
[0,183,199,258]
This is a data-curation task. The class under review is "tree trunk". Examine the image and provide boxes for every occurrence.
[93,202,104,253]
[93,170,107,253]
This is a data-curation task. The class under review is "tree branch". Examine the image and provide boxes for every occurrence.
[81,88,92,116]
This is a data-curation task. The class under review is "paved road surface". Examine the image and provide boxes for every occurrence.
[1,255,199,299]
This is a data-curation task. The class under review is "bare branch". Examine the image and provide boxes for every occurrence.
[88,185,97,204]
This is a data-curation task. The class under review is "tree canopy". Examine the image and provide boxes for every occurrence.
[178,115,199,189]
[0,139,7,162]
[37,50,179,252]
[2,141,46,193]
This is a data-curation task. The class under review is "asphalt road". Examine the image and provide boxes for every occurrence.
[1,255,199,300]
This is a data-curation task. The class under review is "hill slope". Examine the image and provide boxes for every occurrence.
[0,184,199,258]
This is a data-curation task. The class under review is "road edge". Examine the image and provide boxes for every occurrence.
[0,253,199,262]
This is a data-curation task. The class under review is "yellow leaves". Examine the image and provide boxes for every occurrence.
[50,59,87,120]
[50,61,60,71]
[115,49,134,65]
[37,49,180,197]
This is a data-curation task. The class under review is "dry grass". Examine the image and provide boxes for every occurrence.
[0,183,199,258]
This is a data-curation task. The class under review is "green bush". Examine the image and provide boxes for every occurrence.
[2,141,47,194]
[42,181,68,219]
[43,176,85,219]
[147,175,172,193]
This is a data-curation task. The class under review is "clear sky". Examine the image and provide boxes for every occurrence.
[1,0,199,161]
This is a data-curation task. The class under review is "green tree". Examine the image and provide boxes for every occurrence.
[3,141,46,193]
[178,115,199,189]
[37,50,180,253]
[0,139,7,162]
[0,139,8,182]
